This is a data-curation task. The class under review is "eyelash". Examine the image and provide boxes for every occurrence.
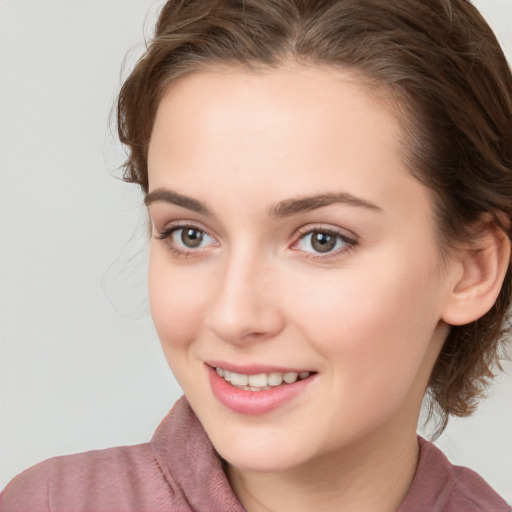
[293,226,357,260]
[155,223,358,260]
[155,223,216,259]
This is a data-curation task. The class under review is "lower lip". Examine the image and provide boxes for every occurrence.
[207,365,315,415]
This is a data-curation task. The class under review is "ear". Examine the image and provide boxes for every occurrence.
[441,221,511,326]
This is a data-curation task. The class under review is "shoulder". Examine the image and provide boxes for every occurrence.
[446,462,510,511]
[0,456,54,512]
[399,437,511,512]
[0,443,182,512]
[0,398,242,512]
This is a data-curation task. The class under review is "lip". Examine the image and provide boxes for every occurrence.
[206,363,317,415]
[206,360,311,375]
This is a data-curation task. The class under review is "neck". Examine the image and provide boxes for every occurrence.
[226,420,420,512]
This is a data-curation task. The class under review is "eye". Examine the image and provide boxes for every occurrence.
[172,227,212,248]
[156,224,217,255]
[295,229,356,255]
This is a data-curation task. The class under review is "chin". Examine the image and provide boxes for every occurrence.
[203,418,323,474]
[218,442,309,473]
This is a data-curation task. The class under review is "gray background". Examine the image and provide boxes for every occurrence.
[1,0,511,501]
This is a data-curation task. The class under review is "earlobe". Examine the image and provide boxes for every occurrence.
[441,222,511,326]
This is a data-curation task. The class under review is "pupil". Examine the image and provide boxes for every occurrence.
[181,228,203,248]
[311,232,336,253]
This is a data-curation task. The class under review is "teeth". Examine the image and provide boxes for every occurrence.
[215,367,311,390]
[268,372,283,386]
[283,372,299,384]
[230,372,248,386]
[248,373,267,387]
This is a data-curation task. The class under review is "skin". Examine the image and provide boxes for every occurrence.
[146,65,465,512]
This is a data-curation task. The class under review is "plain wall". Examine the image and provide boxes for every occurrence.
[1,0,511,500]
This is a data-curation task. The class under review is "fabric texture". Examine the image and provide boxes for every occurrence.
[1,397,510,512]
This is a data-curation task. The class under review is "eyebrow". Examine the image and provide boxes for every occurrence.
[144,187,381,218]
[268,192,381,219]
[145,188,210,215]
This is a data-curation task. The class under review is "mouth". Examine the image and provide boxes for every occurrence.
[206,363,317,414]
[213,366,314,391]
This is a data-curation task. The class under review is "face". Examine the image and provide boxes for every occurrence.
[147,65,456,473]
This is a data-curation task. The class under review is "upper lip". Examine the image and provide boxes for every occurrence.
[205,361,315,375]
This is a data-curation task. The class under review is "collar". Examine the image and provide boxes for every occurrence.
[150,396,245,512]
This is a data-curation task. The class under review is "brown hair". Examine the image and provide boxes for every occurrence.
[117,0,512,433]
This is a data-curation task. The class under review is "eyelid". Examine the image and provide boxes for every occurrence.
[291,224,358,258]
[154,221,219,259]
[155,220,215,240]
[294,223,357,241]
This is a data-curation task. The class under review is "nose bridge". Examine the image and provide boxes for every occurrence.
[205,240,283,343]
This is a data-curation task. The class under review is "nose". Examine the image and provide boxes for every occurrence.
[204,247,285,345]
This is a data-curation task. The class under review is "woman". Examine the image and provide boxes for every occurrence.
[2,0,511,510]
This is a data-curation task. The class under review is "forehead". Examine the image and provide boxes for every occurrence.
[147,64,429,221]
[151,64,398,150]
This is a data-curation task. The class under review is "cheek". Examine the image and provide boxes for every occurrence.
[286,252,444,395]
[148,248,209,354]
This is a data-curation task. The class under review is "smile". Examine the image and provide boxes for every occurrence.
[207,364,317,415]
[215,366,312,391]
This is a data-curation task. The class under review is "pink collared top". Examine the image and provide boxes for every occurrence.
[1,397,510,511]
